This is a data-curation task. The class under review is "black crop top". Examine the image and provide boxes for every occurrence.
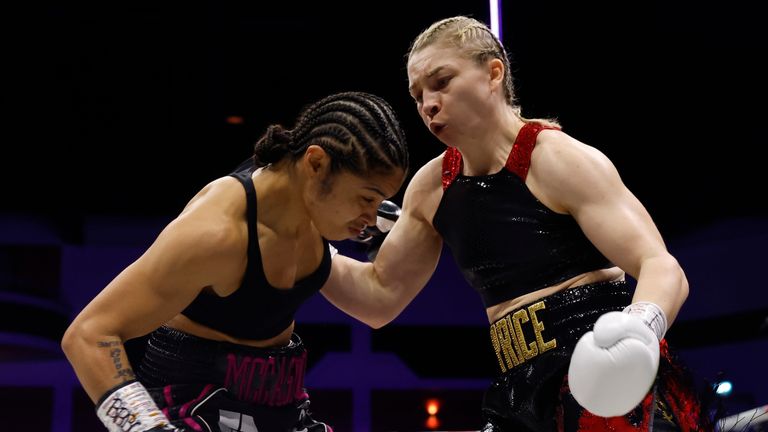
[432,122,613,307]
[181,166,332,340]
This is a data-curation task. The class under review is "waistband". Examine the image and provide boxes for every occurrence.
[138,326,308,406]
[489,280,631,373]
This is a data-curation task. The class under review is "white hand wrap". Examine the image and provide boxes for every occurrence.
[96,381,174,432]
[623,301,668,340]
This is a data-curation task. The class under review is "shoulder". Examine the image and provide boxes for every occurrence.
[528,129,623,211]
[181,176,245,214]
[404,153,444,202]
[157,176,247,260]
[402,153,444,223]
[532,129,617,183]
[409,154,444,188]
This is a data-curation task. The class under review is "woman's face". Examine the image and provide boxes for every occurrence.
[408,44,498,147]
[306,168,405,241]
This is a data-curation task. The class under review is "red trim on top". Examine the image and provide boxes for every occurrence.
[440,123,561,190]
[441,147,463,190]
[505,122,560,181]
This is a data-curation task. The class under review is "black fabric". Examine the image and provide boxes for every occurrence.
[480,281,701,431]
[148,383,331,432]
[482,281,632,430]
[137,326,308,403]
[136,327,331,432]
[181,162,332,340]
[432,135,613,308]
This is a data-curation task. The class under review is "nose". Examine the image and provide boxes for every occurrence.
[361,204,378,228]
[421,92,440,119]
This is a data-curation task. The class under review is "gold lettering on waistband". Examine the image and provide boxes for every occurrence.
[505,315,525,361]
[512,309,538,360]
[489,300,559,372]
[490,326,505,372]
[528,301,556,353]
[490,316,520,372]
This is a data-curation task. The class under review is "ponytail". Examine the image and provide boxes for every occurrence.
[253,124,294,167]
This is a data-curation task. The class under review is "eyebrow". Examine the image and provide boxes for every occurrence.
[364,185,387,197]
[408,66,446,93]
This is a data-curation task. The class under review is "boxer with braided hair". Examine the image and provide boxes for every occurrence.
[321,17,710,431]
[62,91,409,431]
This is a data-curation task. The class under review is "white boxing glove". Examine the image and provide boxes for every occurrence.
[354,200,401,242]
[567,302,667,417]
[352,200,401,261]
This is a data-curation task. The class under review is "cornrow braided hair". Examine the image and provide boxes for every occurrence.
[408,16,516,106]
[407,16,560,128]
[253,91,409,177]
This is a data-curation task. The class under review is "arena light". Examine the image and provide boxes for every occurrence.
[489,0,502,39]
[225,115,244,125]
[425,398,440,415]
[715,380,733,397]
[424,398,441,430]
[425,415,440,430]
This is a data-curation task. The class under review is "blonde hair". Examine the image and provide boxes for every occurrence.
[408,16,560,128]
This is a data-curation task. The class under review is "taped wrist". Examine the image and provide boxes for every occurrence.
[96,380,175,432]
[623,301,668,340]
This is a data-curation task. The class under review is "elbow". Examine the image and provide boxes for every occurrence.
[364,305,405,329]
[366,316,394,330]
[659,254,689,311]
[61,317,113,360]
[61,320,82,359]
[366,321,385,330]
[666,254,689,302]
[655,253,688,301]
[678,265,690,304]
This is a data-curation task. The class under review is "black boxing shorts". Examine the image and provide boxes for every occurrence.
[136,326,332,432]
[482,280,708,431]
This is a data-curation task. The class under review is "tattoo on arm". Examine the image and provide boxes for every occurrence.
[97,340,136,381]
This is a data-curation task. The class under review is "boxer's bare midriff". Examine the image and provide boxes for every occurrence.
[485,266,625,323]
[164,313,294,348]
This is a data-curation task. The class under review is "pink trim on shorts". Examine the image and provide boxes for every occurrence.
[179,384,215,418]
[164,385,174,406]
[183,417,204,431]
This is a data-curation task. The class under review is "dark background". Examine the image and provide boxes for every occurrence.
[1,1,766,431]
[4,1,766,235]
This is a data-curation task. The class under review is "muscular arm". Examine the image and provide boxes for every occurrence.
[321,157,444,328]
[61,187,244,403]
[530,131,688,326]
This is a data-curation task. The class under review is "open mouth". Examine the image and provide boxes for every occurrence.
[349,226,367,238]
[429,123,445,135]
